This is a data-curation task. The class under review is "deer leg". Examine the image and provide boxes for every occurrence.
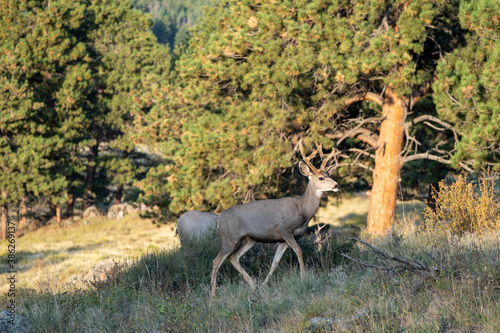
[211,243,236,297]
[263,242,289,285]
[228,237,257,290]
[279,231,305,279]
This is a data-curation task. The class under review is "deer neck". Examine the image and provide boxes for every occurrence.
[299,180,323,220]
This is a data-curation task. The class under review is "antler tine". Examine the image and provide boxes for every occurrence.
[320,147,337,171]
[299,140,320,174]
[315,141,324,160]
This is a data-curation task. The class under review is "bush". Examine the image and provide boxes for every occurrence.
[422,173,500,235]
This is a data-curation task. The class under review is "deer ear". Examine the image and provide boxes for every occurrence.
[299,161,312,177]
[325,164,336,175]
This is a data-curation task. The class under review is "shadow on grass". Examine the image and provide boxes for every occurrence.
[119,230,358,294]
[330,213,367,233]
[0,241,111,275]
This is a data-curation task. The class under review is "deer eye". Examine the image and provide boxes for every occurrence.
[319,177,324,181]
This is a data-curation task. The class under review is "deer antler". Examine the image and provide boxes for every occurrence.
[299,140,337,175]
[320,148,336,173]
[313,141,336,172]
[299,139,321,174]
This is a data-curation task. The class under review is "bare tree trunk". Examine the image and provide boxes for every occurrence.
[367,87,406,235]
[84,143,99,210]
[49,198,56,217]
[1,191,8,240]
[56,205,62,228]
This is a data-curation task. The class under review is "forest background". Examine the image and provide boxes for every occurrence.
[1,0,499,237]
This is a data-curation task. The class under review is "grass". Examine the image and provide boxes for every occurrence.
[0,214,178,293]
[3,195,500,332]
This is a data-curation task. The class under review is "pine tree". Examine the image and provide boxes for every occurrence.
[0,0,86,231]
[132,0,214,48]
[141,0,497,233]
[0,0,171,233]
[434,0,500,170]
[81,0,171,208]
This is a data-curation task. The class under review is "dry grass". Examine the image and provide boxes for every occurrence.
[0,213,178,293]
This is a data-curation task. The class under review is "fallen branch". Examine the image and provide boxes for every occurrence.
[341,238,440,279]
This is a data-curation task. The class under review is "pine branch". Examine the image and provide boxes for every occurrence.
[403,153,475,173]
[344,92,384,107]
[323,128,379,148]
[405,114,459,142]
[410,76,436,109]
[323,116,385,148]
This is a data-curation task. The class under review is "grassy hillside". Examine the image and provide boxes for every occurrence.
[0,214,178,294]
[4,195,500,332]
[0,194,423,293]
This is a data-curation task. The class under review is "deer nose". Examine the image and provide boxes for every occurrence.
[333,184,340,191]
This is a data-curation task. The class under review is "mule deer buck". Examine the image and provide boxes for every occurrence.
[211,143,340,296]
[175,211,218,247]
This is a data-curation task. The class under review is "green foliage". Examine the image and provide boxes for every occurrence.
[0,0,83,205]
[422,173,500,235]
[140,0,468,215]
[434,0,500,170]
[0,0,171,212]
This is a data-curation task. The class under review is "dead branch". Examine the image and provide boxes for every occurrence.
[335,162,374,172]
[405,114,459,143]
[338,147,376,160]
[323,128,379,147]
[336,116,385,147]
[403,152,475,173]
[323,116,385,148]
[342,238,440,279]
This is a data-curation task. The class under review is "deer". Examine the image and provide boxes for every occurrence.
[210,142,340,296]
[175,211,219,247]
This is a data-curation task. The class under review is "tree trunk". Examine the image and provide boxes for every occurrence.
[56,205,62,228]
[65,192,75,217]
[49,199,57,217]
[1,191,8,240]
[84,143,99,210]
[115,184,124,205]
[367,87,406,235]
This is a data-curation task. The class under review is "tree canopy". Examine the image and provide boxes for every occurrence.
[139,0,499,233]
[0,0,170,232]
[434,0,500,171]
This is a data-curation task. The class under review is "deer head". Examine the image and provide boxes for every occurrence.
[298,141,340,192]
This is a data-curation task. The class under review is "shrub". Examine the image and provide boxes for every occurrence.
[422,173,500,235]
